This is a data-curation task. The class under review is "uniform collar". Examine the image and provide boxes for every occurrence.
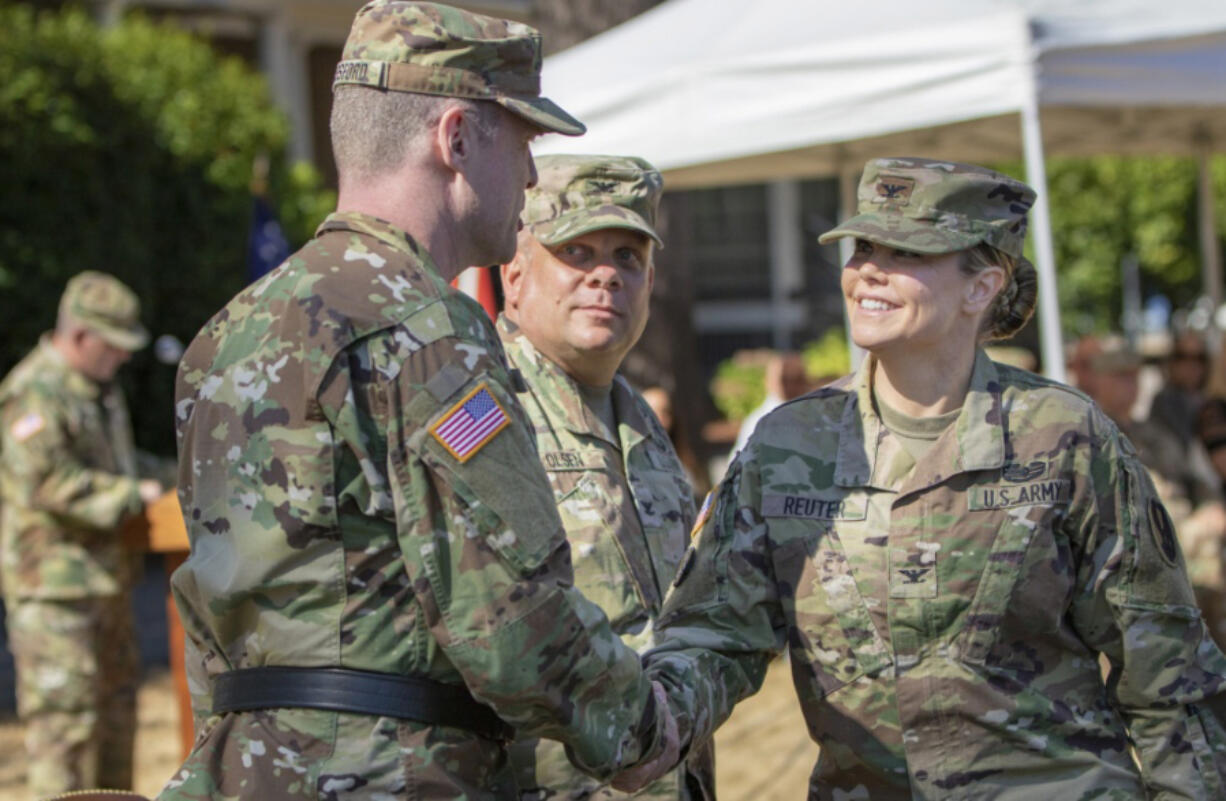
[498,314,651,453]
[835,348,1005,489]
[315,211,440,274]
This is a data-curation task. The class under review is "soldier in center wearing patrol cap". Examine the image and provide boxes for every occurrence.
[158,3,678,799]
[497,154,715,801]
[612,157,1226,799]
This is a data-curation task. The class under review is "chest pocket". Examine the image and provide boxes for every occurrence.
[69,402,118,474]
[627,465,689,583]
[551,469,655,632]
[955,479,1073,664]
[768,525,893,701]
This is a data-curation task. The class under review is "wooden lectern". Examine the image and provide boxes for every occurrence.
[122,492,194,758]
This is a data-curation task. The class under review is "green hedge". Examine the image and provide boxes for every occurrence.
[0,5,334,455]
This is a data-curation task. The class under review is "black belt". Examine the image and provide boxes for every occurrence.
[212,666,514,742]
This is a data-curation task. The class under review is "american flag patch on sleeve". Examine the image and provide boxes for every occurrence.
[430,383,511,463]
[690,488,716,539]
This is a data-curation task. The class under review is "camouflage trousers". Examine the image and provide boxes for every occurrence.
[6,593,139,798]
[159,708,519,800]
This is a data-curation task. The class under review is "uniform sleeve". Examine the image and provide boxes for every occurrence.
[1070,408,1226,799]
[644,450,786,754]
[381,332,667,780]
[1,393,142,530]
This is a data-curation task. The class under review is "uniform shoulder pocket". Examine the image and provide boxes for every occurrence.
[415,375,563,576]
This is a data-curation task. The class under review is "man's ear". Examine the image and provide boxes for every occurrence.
[436,103,470,173]
[71,327,92,350]
[964,265,1006,315]
[501,248,527,312]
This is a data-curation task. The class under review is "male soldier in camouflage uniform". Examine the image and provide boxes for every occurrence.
[617,158,1226,799]
[0,271,163,797]
[159,4,678,798]
[498,154,714,801]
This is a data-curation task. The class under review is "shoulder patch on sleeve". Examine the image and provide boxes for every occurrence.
[10,412,45,443]
[1148,497,1180,567]
[690,488,716,539]
[430,382,510,463]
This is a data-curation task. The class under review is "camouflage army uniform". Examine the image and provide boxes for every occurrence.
[161,210,668,799]
[0,273,149,796]
[499,318,713,801]
[647,157,1226,801]
[649,347,1226,800]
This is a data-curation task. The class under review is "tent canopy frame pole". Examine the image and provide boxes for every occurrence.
[1198,137,1223,313]
[1020,54,1066,383]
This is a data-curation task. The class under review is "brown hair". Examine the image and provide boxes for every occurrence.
[962,242,1037,342]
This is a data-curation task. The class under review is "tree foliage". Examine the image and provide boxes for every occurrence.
[1006,155,1226,337]
[0,5,334,454]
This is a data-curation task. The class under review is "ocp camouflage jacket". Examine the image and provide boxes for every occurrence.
[0,336,142,601]
[648,349,1226,800]
[163,212,665,800]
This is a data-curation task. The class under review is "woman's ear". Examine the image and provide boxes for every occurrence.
[965,264,1007,315]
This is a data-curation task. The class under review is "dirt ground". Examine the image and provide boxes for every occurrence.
[0,659,815,801]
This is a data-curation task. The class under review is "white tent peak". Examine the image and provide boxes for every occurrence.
[535,0,1226,381]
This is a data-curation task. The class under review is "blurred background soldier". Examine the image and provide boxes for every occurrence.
[500,154,714,801]
[1151,329,1211,455]
[161,3,677,797]
[0,270,162,797]
[1073,334,1226,650]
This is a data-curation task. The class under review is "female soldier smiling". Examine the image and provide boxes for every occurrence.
[618,158,1226,800]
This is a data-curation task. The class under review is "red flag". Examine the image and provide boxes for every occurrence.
[452,266,498,320]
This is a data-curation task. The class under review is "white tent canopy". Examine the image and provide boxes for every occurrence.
[536,0,1226,379]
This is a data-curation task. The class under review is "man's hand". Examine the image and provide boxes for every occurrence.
[611,681,680,792]
[138,479,163,505]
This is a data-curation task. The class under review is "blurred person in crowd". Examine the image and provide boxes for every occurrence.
[0,271,163,797]
[614,158,1226,798]
[1152,329,1211,449]
[1198,331,1226,492]
[643,386,711,499]
[729,351,810,455]
[499,153,713,801]
[1076,334,1226,652]
[1067,333,1103,396]
[161,3,679,797]
[1195,332,1226,649]
[1077,336,1223,519]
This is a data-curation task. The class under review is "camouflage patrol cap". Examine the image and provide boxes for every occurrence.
[1089,335,1142,373]
[819,157,1036,260]
[522,154,664,248]
[58,271,149,351]
[334,1,584,136]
